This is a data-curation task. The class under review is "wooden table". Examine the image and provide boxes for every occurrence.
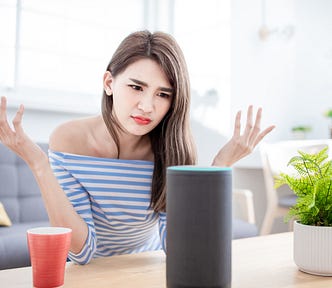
[1,232,332,287]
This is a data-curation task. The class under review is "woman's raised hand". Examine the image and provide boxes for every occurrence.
[0,96,48,171]
[212,105,275,167]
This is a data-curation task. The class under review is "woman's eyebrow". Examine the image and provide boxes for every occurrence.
[129,78,173,93]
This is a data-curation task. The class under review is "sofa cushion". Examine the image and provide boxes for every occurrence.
[0,142,51,269]
[0,143,49,224]
[0,221,49,269]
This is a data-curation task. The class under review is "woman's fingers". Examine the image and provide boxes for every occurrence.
[253,125,275,147]
[233,110,242,137]
[0,96,7,109]
[12,104,25,135]
[234,105,274,149]
[213,105,275,167]
[0,96,8,123]
[0,97,27,147]
[243,105,253,140]
[0,97,14,138]
[247,107,262,145]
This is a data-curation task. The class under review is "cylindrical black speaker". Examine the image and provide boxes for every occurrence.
[166,166,232,288]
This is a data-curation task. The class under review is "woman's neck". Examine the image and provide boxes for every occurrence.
[94,116,153,161]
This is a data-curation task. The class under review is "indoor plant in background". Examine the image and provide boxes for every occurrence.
[291,125,312,140]
[275,146,332,276]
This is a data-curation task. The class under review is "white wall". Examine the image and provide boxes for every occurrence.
[293,0,332,138]
[231,0,332,142]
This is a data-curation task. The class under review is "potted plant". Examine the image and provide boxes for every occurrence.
[275,146,332,276]
[291,125,312,140]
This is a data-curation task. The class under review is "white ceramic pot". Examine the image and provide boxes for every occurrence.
[294,221,332,276]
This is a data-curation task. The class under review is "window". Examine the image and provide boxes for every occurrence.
[0,0,16,88]
[0,0,146,113]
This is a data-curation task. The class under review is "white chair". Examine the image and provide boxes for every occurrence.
[260,139,332,235]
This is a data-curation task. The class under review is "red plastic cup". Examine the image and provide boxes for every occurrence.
[27,227,72,288]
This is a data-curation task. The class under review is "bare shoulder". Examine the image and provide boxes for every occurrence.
[49,116,97,154]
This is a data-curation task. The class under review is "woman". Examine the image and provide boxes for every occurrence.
[0,30,274,265]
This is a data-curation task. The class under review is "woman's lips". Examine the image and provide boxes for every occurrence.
[132,116,152,125]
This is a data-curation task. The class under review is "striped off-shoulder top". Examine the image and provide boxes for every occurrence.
[49,150,167,265]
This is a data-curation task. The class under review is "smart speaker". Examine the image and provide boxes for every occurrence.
[166,166,232,288]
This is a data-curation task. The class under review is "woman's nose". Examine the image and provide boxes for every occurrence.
[137,95,153,113]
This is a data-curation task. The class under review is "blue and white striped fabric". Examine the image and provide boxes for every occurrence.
[49,150,167,265]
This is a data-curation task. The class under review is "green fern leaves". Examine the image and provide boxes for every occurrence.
[275,147,332,226]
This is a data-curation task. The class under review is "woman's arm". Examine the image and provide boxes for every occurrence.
[49,151,97,264]
[158,212,167,252]
[0,96,88,255]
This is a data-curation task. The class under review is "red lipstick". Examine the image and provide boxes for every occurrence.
[132,116,152,125]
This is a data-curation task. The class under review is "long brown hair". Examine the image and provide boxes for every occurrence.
[101,30,196,212]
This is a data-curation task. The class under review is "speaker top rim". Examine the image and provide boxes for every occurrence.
[167,165,232,173]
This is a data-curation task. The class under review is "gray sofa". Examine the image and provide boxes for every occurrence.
[0,143,49,270]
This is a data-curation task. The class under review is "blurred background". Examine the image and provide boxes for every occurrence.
[2,0,331,142]
[0,0,332,232]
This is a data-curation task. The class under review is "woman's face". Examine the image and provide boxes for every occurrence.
[104,58,173,136]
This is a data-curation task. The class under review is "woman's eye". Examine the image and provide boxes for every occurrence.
[130,85,142,91]
[158,92,171,99]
